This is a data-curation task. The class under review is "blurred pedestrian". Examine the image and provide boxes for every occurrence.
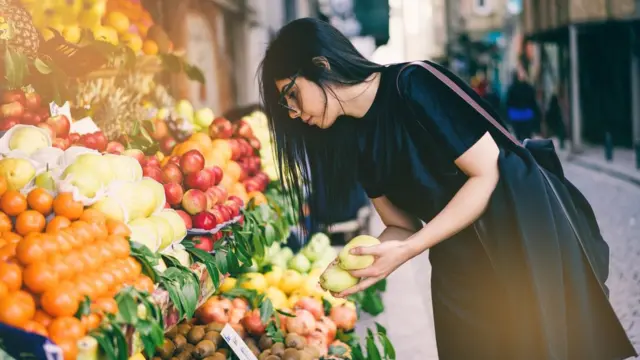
[505,70,540,142]
[545,85,568,149]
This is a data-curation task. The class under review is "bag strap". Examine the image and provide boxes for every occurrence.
[396,61,523,147]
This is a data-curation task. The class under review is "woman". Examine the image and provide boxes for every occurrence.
[259,18,636,359]
[505,70,540,142]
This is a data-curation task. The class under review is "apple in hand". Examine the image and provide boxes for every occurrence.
[45,115,71,138]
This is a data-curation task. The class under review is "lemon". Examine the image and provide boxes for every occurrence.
[62,25,82,43]
[142,39,159,55]
[264,266,283,287]
[219,277,237,293]
[240,273,268,293]
[266,287,288,309]
[106,11,130,34]
[279,269,304,295]
[287,295,300,309]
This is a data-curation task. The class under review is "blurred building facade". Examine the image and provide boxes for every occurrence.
[521,0,640,152]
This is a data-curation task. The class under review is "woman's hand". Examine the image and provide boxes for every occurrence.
[333,240,415,298]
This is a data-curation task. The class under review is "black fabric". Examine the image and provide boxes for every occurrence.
[355,61,636,359]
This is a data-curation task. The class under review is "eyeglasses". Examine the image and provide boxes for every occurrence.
[278,72,301,116]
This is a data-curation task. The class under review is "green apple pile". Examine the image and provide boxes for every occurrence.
[172,99,216,134]
[319,235,381,293]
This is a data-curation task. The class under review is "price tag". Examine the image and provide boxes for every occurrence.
[220,324,258,360]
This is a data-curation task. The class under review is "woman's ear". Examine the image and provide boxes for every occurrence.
[312,56,331,70]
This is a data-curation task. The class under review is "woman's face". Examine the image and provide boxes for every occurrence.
[275,75,342,129]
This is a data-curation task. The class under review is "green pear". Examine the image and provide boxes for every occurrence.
[0,158,36,191]
[156,209,187,243]
[338,235,381,270]
[148,215,175,251]
[129,218,160,252]
[319,263,359,293]
[288,253,311,273]
[63,169,103,198]
[34,171,56,192]
[8,126,50,155]
[279,247,294,261]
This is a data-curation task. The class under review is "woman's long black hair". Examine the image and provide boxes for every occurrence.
[259,18,384,233]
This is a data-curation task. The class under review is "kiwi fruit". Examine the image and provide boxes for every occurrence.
[156,339,176,359]
[210,353,226,360]
[285,334,305,350]
[174,345,194,360]
[271,342,285,356]
[173,335,188,352]
[282,348,301,360]
[248,343,261,356]
[166,326,178,339]
[178,324,192,336]
[298,350,313,360]
[203,331,222,346]
[193,340,216,359]
[304,346,320,358]
[258,335,274,351]
[187,326,206,344]
[206,322,225,332]
[258,349,272,360]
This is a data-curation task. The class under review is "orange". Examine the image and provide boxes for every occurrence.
[79,245,102,272]
[97,270,117,291]
[53,193,83,220]
[92,297,118,315]
[79,208,106,225]
[48,316,86,342]
[126,257,142,279]
[52,231,73,254]
[23,262,59,294]
[248,191,268,206]
[49,255,73,282]
[225,161,243,182]
[70,221,94,244]
[3,232,21,244]
[61,228,83,249]
[0,281,7,298]
[38,233,58,255]
[15,210,46,235]
[142,39,158,55]
[90,275,108,299]
[23,320,48,337]
[0,175,7,197]
[0,291,35,328]
[106,218,131,237]
[63,250,86,276]
[27,188,54,215]
[15,233,46,265]
[1,190,27,216]
[55,338,78,360]
[134,275,155,293]
[107,235,130,259]
[32,310,52,328]
[0,212,12,232]
[0,261,22,291]
[46,216,71,233]
[81,313,101,331]
[41,285,80,317]
[75,276,98,299]
[0,242,16,261]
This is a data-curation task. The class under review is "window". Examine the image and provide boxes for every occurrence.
[473,0,492,16]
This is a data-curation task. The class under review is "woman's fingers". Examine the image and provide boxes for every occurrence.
[336,276,381,298]
[350,244,382,256]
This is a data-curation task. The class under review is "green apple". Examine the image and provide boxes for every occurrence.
[338,235,381,270]
[288,253,311,273]
[194,108,214,128]
[279,247,294,261]
[8,126,51,155]
[0,158,36,191]
[319,263,359,293]
[175,99,194,123]
[309,232,331,250]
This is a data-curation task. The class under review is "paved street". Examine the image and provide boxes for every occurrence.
[355,162,640,359]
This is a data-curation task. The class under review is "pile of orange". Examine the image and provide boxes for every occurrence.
[0,180,155,359]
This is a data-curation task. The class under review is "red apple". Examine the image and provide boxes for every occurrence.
[241,310,267,336]
[20,112,41,125]
[185,169,213,191]
[176,209,192,229]
[142,165,163,182]
[248,137,261,150]
[214,232,224,242]
[160,136,177,154]
[180,150,205,174]
[24,92,41,110]
[52,137,71,150]
[36,123,55,140]
[69,133,81,144]
[208,117,234,139]
[192,211,216,230]
[214,186,228,204]
[0,117,19,131]
[212,204,230,222]
[193,235,214,252]
[181,189,207,215]
[37,108,50,120]
[142,156,160,168]
[224,200,241,217]
[209,208,225,225]
[45,115,71,138]
[163,183,184,205]
[1,101,24,118]
[167,155,181,166]
[236,120,254,139]
[227,195,244,209]
[123,149,145,163]
[211,166,223,185]
[2,90,25,105]
[93,131,108,152]
[329,305,357,331]
[243,178,261,193]
[106,141,125,154]
[161,164,183,184]
[203,167,217,185]
[164,202,171,209]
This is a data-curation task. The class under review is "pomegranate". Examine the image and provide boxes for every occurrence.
[294,297,324,320]
[197,299,229,324]
[329,305,357,331]
[305,331,329,357]
[231,297,249,311]
[286,309,316,336]
[241,310,266,336]
[228,307,246,324]
[316,316,337,344]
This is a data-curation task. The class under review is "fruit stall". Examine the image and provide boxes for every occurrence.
[0,1,395,359]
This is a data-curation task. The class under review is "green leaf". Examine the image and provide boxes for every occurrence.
[378,332,396,360]
[139,124,154,144]
[184,242,221,289]
[34,58,52,74]
[264,223,277,246]
[265,321,284,343]
[328,344,348,356]
[374,322,387,336]
[184,63,206,84]
[351,344,366,360]
[275,309,296,317]
[74,296,92,318]
[366,332,382,360]
[251,233,265,261]
[130,241,160,282]
[111,325,129,360]
[259,299,274,324]
[361,290,384,316]
[322,298,332,316]
[90,330,117,360]
[215,250,228,275]
[114,292,138,325]
[160,53,183,73]
[373,279,387,292]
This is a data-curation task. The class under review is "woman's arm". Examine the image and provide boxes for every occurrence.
[404,132,499,258]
